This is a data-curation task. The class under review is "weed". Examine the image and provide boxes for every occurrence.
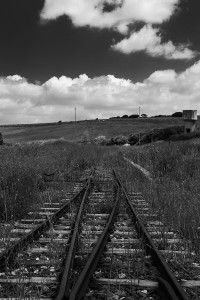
[123,140,200,254]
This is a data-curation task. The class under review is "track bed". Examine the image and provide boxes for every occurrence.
[0,167,199,299]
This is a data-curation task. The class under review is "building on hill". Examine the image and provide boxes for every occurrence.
[197,116,200,132]
[183,110,199,133]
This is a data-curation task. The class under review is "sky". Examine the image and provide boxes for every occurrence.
[0,0,200,124]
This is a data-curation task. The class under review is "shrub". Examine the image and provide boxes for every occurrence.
[108,135,128,145]
[141,114,147,118]
[94,136,108,145]
[171,112,183,117]
[128,133,140,145]
[79,130,93,144]
[171,132,200,141]
[128,126,184,145]
[129,114,139,118]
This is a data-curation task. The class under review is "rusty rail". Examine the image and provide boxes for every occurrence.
[56,174,94,300]
[113,170,188,300]
[68,184,120,300]
[0,176,91,271]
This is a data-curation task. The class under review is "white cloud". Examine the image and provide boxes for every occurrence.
[112,25,196,59]
[1,61,200,124]
[147,70,177,83]
[6,75,24,81]
[40,0,179,29]
[39,0,197,60]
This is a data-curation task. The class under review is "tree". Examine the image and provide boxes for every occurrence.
[171,112,183,117]
[129,114,139,118]
[121,115,128,118]
[141,113,147,118]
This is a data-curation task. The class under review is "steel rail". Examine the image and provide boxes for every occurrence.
[0,178,89,271]
[113,171,188,300]
[68,182,120,300]
[55,172,94,300]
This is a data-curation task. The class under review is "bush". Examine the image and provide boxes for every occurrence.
[128,133,140,145]
[94,136,108,145]
[141,114,147,118]
[128,126,184,145]
[171,132,200,141]
[129,114,139,118]
[108,135,128,145]
[79,130,93,144]
[171,112,183,117]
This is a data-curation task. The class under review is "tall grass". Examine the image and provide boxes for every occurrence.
[2,137,200,253]
[123,140,200,253]
[0,139,118,221]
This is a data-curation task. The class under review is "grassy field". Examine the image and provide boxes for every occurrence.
[0,117,183,143]
[1,117,200,258]
[122,140,200,253]
[1,140,200,298]
[1,119,200,300]
[0,140,112,220]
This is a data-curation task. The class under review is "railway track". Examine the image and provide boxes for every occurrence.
[0,180,84,255]
[0,167,199,299]
[0,169,92,299]
[65,171,200,300]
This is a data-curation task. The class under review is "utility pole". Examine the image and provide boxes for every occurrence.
[138,107,141,164]
[75,107,76,122]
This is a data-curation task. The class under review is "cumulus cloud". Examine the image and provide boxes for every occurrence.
[1,61,200,124]
[112,25,196,59]
[6,75,24,81]
[39,0,197,60]
[40,0,179,30]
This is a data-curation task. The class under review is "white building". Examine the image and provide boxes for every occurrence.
[183,110,197,133]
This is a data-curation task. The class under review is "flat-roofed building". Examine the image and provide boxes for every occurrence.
[183,110,197,133]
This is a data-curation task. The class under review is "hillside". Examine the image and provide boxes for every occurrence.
[0,117,184,143]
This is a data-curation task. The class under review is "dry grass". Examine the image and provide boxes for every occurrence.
[1,134,200,298]
[122,140,200,254]
[0,117,183,143]
[0,139,115,221]
[2,136,200,249]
